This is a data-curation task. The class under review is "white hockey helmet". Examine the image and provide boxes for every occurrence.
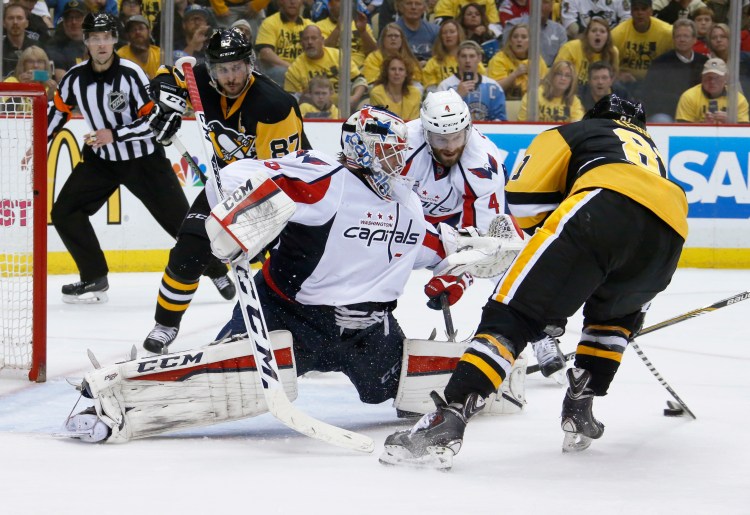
[341,105,409,200]
[420,90,472,156]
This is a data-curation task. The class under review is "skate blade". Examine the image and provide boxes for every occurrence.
[562,431,593,453]
[379,445,454,470]
[550,368,567,386]
[62,291,108,304]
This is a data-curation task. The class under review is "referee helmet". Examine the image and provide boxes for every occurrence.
[82,12,118,39]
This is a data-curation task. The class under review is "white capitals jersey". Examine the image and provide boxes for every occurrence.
[207,149,444,306]
[402,120,507,233]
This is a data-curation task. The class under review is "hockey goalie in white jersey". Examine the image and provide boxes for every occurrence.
[60,107,525,444]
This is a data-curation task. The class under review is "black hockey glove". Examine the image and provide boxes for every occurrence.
[149,105,182,146]
[151,79,188,115]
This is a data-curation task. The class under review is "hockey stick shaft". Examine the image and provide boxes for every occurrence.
[173,136,205,182]
[527,290,750,375]
[440,294,456,342]
[629,340,696,419]
[176,57,373,453]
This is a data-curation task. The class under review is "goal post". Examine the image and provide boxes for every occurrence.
[0,83,47,382]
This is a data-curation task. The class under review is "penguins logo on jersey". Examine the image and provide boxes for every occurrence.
[208,121,257,163]
[108,91,127,112]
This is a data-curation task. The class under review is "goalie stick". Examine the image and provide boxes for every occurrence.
[527,290,750,374]
[175,56,374,453]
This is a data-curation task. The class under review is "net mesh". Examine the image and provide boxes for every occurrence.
[0,95,36,371]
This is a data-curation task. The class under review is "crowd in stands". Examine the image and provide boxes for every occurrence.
[3,0,750,122]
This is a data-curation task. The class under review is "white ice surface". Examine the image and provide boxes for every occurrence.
[0,268,748,514]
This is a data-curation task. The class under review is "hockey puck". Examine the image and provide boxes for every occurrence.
[663,401,685,417]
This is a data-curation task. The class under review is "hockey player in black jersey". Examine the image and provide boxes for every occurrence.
[143,28,309,354]
[381,95,689,469]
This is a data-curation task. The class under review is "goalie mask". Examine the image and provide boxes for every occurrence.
[340,106,409,201]
[206,28,256,99]
[420,90,472,167]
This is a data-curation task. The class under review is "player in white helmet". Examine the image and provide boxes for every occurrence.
[405,89,567,378]
[403,89,506,233]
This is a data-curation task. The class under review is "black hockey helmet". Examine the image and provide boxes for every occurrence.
[82,12,118,39]
[205,28,255,66]
[583,94,647,129]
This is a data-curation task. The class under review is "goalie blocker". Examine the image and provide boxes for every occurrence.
[59,334,526,443]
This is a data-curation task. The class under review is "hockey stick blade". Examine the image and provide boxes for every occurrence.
[178,60,374,453]
[266,389,374,453]
[527,290,750,375]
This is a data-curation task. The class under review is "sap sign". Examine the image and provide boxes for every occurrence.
[669,137,750,219]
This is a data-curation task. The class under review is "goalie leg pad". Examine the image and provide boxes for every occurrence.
[394,338,526,416]
[67,331,298,443]
[206,168,296,261]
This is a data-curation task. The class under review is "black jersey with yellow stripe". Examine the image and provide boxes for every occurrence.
[155,64,309,166]
[505,118,688,239]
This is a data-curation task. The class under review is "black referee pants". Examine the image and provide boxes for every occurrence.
[51,148,190,281]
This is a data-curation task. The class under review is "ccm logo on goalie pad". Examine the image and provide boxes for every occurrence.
[220,179,283,225]
[137,352,204,373]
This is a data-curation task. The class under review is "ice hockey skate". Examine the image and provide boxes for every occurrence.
[380,391,484,470]
[61,276,109,304]
[561,368,604,453]
[56,406,111,443]
[211,274,236,300]
[143,323,179,354]
[531,334,566,379]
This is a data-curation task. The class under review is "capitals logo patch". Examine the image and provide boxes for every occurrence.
[468,154,499,179]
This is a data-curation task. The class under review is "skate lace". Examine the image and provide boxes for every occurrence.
[534,336,559,364]
[148,324,178,344]
[211,276,232,290]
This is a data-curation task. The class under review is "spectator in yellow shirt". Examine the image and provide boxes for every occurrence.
[517,60,584,122]
[116,15,160,78]
[555,16,619,89]
[369,55,423,120]
[422,19,487,92]
[611,0,673,96]
[433,0,500,27]
[315,0,376,68]
[2,45,57,109]
[255,0,312,85]
[488,23,548,99]
[362,23,422,85]
[675,57,749,123]
[299,76,341,119]
[284,25,368,109]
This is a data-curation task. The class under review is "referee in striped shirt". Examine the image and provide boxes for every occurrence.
[47,13,200,304]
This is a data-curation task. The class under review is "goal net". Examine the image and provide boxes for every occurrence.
[0,83,47,382]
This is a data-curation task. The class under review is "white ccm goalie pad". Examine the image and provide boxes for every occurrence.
[394,338,527,415]
[434,214,525,278]
[206,168,297,261]
[59,331,298,443]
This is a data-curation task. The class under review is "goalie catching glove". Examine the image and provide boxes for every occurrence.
[425,273,473,310]
[434,214,525,278]
[205,168,296,262]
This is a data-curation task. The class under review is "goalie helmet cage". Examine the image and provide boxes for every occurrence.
[0,83,47,382]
